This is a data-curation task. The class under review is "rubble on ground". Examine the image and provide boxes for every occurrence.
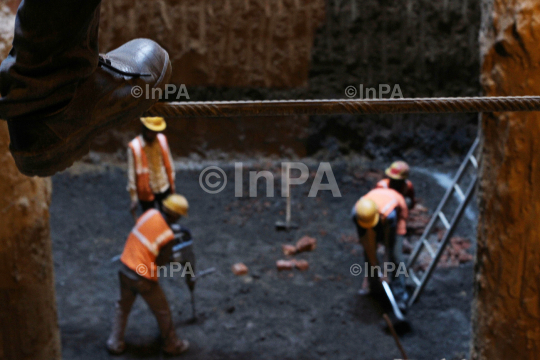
[439,237,474,267]
[294,259,309,271]
[232,263,249,276]
[282,244,297,256]
[296,236,317,253]
[405,202,474,270]
[276,260,295,271]
[407,203,431,235]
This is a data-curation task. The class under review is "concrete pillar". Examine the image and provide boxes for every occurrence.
[473,0,540,359]
[0,2,61,359]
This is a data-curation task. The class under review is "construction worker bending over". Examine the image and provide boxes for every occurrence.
[352,188,409,311]
[376,161,415,209]
[107,195,190,356]
[128,116,175,215]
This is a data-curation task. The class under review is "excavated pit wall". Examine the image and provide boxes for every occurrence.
[0,2,61,360]
[473,0,540,359]
[95,0,481,161]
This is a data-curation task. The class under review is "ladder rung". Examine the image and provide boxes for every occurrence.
[422,239,436,258]
[406,137,479,307]
[438,212,451,229]
[408,268,421,287]
[454,184,465,201]
[469,155,478,168]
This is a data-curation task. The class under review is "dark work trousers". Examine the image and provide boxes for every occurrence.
[354,209,409,303]
[139,187,172,214]
[0,0,102,119]
[109,269,178,349]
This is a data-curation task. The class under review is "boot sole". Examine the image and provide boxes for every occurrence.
[10,53,172,177]
[163,340,189,356]
[106,344,126,356]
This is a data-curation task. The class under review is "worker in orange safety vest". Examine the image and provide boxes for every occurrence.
[352,188,409,311]
[128,116,175,216]
[107,194,191,356]
[376,161,415,209]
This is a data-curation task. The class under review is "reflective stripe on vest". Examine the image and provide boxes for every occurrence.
[130,136,149,175]
[156,134,175,194]
[363,188,402,218]
[129,135,174,202]
[120,209,175,281]
[380,198,398,216]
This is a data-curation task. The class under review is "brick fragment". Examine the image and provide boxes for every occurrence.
[276,260,295,271]
[296,236,317,253]
[232,263,248,276]
[295,259,309,271]
[282,244,297,256]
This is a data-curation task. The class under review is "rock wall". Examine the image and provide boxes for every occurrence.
[0,2,61,359]
[99,0,326,88]
[96,0,481,160]
[473,1,540,359]
[306,0,480,159]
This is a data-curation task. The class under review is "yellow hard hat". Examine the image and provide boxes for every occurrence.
[385,161,410,180]
[355,198,379,229]
[140,116,166,132]
[163,194,189,216]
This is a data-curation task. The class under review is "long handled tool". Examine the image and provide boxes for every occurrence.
[188,267,216,321]
[276,163,299,231]
[381,280,406,322]
[383,313,409,359]
[130,208,137,224]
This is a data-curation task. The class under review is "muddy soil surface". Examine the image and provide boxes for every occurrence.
[51,159,475,360]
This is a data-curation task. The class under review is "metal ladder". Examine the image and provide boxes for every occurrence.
[406,137,480,306]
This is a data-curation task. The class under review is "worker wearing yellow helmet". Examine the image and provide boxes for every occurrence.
[128,117,176,218]
[352,188,409,311]
[108,194,193,356]
[376,161,415,209]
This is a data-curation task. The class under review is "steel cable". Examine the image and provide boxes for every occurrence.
[145,96,540,118]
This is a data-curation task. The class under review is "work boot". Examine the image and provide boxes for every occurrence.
[357,276,371,296]
[0,0,172,176]
[106,304,130,355]
[163,339,190,356]
[106,337,126,356]
[7,39,171,176]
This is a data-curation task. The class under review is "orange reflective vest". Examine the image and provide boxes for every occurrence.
[128,134,175,202]
[376,178,415,205]
[362,188,408,235]
[120,209,175,281]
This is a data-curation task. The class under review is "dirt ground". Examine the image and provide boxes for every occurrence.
[50,158,475,360]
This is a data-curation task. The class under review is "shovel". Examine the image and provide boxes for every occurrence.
[276,163,299,231]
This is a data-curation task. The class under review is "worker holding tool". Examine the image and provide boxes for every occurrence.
[376,161,415,209]
[170,221,199,321]
[352,188,410,312]
[107,194,190,356]
[128,116,176,218]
